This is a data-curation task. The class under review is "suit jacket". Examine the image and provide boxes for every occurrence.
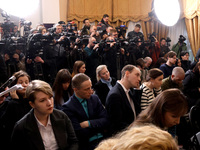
[62,94,108,150]
[106,82,141,136]
[94,78,116,106]
[10,109,78,150]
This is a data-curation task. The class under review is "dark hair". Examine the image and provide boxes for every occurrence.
[103,14,109,18]
[167,51,177,58]
[52,69,73,106]
[180,51,189,58]
[38,27,46,34]
[12,70,31,86]
[83,18,89,24]
[121,65,136,78]
[132,88,188,128]
[153,57,167,68]
[146,68,163,81]
[72,60,85,77]
[136,58,145,69]
[160,38,166,42]
[135,24,141,28]
[72,73,90,89]
[193,62,200,75]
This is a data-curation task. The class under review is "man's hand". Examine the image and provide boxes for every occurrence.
[34,56,44,63]
[93,44,99,50]
[26,58,32,64]
[80,121,89,128]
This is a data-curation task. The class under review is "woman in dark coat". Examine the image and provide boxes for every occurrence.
[94,65,116,106]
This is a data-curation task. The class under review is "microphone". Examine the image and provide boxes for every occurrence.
[0,76,16,92]
[0,84,24,97]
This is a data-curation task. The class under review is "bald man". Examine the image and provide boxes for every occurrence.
[161,67,185,91]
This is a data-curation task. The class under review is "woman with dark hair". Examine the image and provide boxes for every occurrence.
[175,58,181,67]
[38,26,47,35]
[131,88,188,136]
[52,69,73,109]
[0,70,32,147]
[140,68,163,110]
[71,60,86,77]
[183,62,200,108]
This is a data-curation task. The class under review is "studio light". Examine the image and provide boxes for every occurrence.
[0,0,39,18]
[154,0,180,26]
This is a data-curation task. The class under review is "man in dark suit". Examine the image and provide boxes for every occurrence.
[106,65,142,136]
[10,80,78,150]
[127,24,144,41]
[62,73,108,150]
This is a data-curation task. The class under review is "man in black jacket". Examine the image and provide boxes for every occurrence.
[127,24,144,41]
[106,65,142,136]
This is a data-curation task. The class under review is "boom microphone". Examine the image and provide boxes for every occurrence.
[0,76,16,92]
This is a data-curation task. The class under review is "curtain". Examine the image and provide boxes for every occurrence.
[66,0,153,29]
[180,0,200,58]
[167,19,193,60]
[140,19,169,42]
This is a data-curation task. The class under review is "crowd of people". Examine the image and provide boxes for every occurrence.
[0,14,200,150]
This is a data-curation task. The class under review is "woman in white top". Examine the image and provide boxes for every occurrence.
[140,68,163,110]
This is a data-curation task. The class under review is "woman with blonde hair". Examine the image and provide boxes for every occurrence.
[94,65,116,105]
[95,125,178,150]
[71,60,86,77]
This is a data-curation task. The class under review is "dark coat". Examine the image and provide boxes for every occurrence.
[62,94,108,150]
[0,96,32,149]
[183,70,200,108]
[10,109,79,150]
[105,82,141,136]
[94,78,116,106]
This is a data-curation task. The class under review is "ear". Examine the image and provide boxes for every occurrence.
[29,101,35,109]
[125,71,130,77]
[73,88,78,93]
[171,75,175,79]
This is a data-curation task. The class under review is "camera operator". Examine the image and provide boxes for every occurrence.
[81,18,91,36]
[84,37,100,85]
[97,14,111,31]
[90,25,101,42]
[148,34,160,66]
[127,24,144,41]
[159,38,170,57]
[172,35,187,59]
[52,23,69,71]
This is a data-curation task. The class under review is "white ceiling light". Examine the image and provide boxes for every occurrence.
[154,0,180,26]
[0,0,39,18]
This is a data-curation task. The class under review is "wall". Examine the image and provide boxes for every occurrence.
[0,0,61,28]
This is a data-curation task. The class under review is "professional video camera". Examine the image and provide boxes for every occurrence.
[179,35,186,43]
[166,37,171,47]
[115,25,127,38]
[147,32,157,47]
[74,35,90,47]
[66,21,77,32]
[26,33,54,59]
[1,11,15,38]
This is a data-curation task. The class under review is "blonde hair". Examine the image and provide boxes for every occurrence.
[26,80,53,103]
[95,125,178,150]
[96,65,107,81]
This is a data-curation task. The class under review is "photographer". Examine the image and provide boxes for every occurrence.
[172,35,187,59]
[84,37,100,85]
[159,38,170,57]
[148,34,160,66]
[127,24,144,41]
[81,18,91,36]
[52,24,69,71]
[97,14,111,31]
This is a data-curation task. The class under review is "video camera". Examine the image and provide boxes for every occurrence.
[115,25,127,38]
[27,33,54,59]
[179,35,186,43]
